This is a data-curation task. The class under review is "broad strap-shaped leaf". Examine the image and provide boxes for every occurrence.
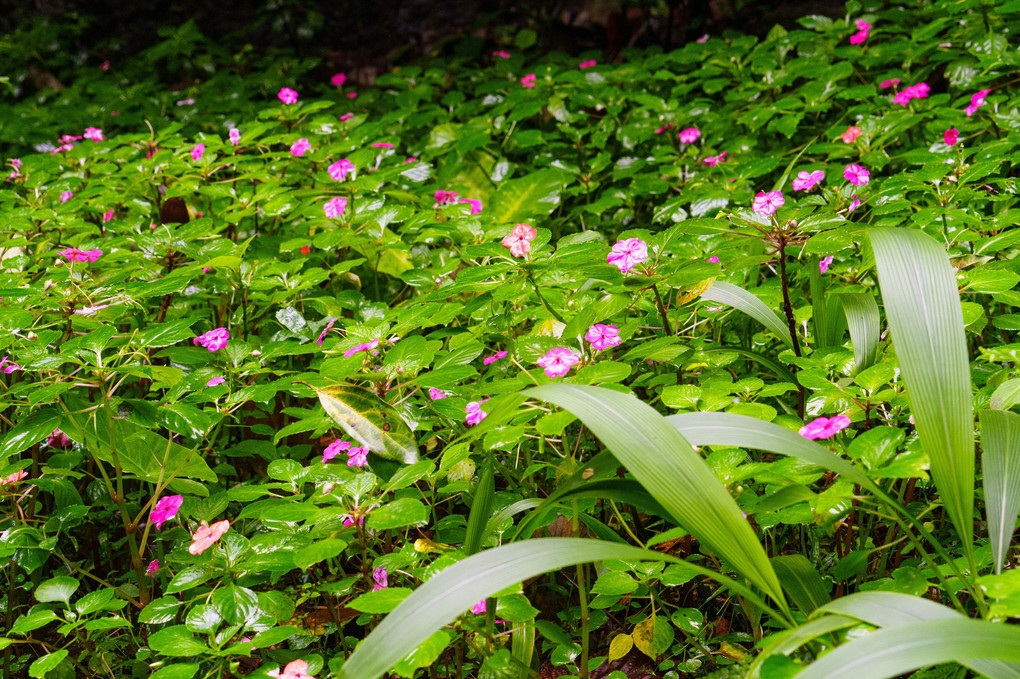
[338,538,775,679]
[979,410,1020,574]
[702,281,794,350]
[869,228,974,554]
[313,384,418,464]
[835,292,881,373]
[525,384,788,613]
[771,555,830,615]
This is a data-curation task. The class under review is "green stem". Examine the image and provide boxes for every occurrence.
[526,271,565,324]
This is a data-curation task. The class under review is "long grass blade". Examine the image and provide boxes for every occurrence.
[978,409,1020,574]
[835,292,881,372]
[702,281,794,350]
[771,555,830,615]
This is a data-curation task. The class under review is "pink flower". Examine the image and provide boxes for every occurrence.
[434,190,459,205]
[405,157,417,163]
[0,356,22,374]
[331,72,347,87]
[51,143,74,155]
[323,440,351,463]
[343,339,379,357]
[706,256,720,263]
[678,127,700,143]
[102,209,114,223]
[483,350,508,365]
[428,387,447,400]
[317,317,337,346]
[878,78,900,89]
[459,198,483,214]
[99,60,110,70]
[146,559,160,576]
[502,223,537,257]
[471,600,487,614]
[342,514,365,527]
[229,128,241,146]
[466,400,490,426]
[792,170,824,192]
[340,113,354,122]
[191,144,205,161]
[328,159,355,180]
[844,164,870,186]
[521,74,536,88]
[855,19,872,31]
[347,446,369,468]
[798,415,851,440]
[536,348,580,378]
[278,87,299,104]
[373,567,388,591]
[849,28,869,45]
[150,495,183,529]
[11,159,21,169]
[290,138,311,157]
[46,430,71,447]
[324,196,348,218]
[848,197,861,214]
[59,248,103,263]
[59,134,83,143]
[893,82,929,105]
[607,238,648,274]
[841,126,862,143]
[371,142,394,149]
[189,520,230,555]
[60,191,73,204]
[585,324,621,351]
[492,51,510,59]
[0,470,28,486]
[752,190,785,216]
[206,376,225,387]
[696,34,709,43]
[176,98,195,106]
[944,128,959,146]
[193,327,230,352]
[84,127,104,142]
[579,60,597,69]
[655,122,674,134]
[701,151,727,167]
[819,256,834,274]
[965,89,991,117]
[274,659,314,679]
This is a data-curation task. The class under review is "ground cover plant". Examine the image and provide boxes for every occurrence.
[2,0,1020,677]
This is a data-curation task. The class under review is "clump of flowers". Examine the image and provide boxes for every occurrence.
[502,223,537,258]
[83,127,104,142]
[849,19,871,45]
[607,238,648,274]
[537,348,580,378]
[944,128,959,146]
[193,328,230,352]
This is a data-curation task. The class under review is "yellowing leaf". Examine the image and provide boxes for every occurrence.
[313,384,418,464]
[632,613,674,659]
[718,641,749,661]
[608,633,633,662]
[676,278,716,305]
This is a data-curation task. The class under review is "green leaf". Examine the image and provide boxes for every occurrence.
[367,498,427,530]
[869,228,974,556]
[990,379,1020,410]
[34,576,79,607]
[313,384,418,464]
[524,385,788,613]
[147,625,209,657]
[136,318,198,349]
[349,587,413,614]
[391,629,453,678]
[293,538,348,570]
[211,585,259,625]
[836,292,881,373]
[632,613,674,659]
[251,626,302,648]
[771,555,830,615]
[150,664,200,679]
[488,169,568,223]
[978,410,1020,574]
[702,282,794,349]
[464,457,495,556]
[0,407,63,464]
[10,610,59,635]
[139,596,183,624]
[29,650,68,678]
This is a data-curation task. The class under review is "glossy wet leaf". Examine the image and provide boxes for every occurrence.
[313,384,418,464]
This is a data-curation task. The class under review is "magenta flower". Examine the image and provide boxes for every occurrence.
[701,151,727,167]
[59,248,103,263]
[150,495,183,529]
[678,127,700,143]
[0,356,21,374]
[585,324,621,351]
[317,317,337,346]
[471,600,487,614]
[965,89,991,117]
[46,430,71,447]
[84,127,104,142]
[483,350,508,366]
[878,78,900,89]
[893,82,929,105]
[521,74,536,88]
[331,72,347,87]
[819,256,834,274]
[206,376,225,387]
[792,170,824,192]
[340,113,354,122]
[193,327,230,352]
[344,339,379,357]
[579,60,597,69]
[323,439,351,464]
[324,196,348,218]
[492,51,510,58]
[707,256,720,263]
[752,190,785,216]
[844,164,870,186]
[278,87,299,104]
[466,399,489,426]
[428,387,447,400]
[607,238,648,274]
[434,190,459,205]
[655,122,674,134]
[347,91,358,99]
[459,198,483,214]
[371,142,394,149]
[404,157,417,163]
[102,209,114,223]
[849,20,870,45]
[799,415,851,440]
[328,159,355,181]
[146,559,160,576]
[229,128,241,146]
[944,128,959,146]
[347,446,369,468]
[190,144,205,161]
[848,197,861,214]
[537,348,580,378]
[59,191,73,204]
[373,566,388,591]
[290,138,311,157]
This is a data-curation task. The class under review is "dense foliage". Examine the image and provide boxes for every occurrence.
[2,0,1020,677]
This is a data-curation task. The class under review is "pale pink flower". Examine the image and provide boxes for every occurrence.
[278,87,299,104]
[579,60,597,69]
[848,197,861,214]
[0,470,28,486]
[74,304,109,316]
[206,376,225,387]
[347,446,369,468]
[290,138,311,157]
[60,191,73,204]
[84,127,104,142]
[607,238,648,274]
[193,327,230,352]
[146,559,160,576]
[502,223,537,257]
[521,74,537,88]
[274,659,314,679]
[944,128,959,146]
[585,324,621,351]
[696,34,709,43]
[701,151,727,167]
[46,430,71,447]
[343,339,379,357]
[799,415,851,440]
[537,348,580,378]
[471,600,487,614]
[102,209,114,222]
[176,98,195,106]
[324,196,347,218]
[51,143,74,155]
[59,134,82,143]
[792,170,824,192]
[752,190,785,216]
[229,128,241,146]
[331,73,347,87]
[328,159,355,181]
[191,144,205,161]
[11,159,21,169]
[434,190,459,205]
[59,248,103,263]
[317,317,337,346]
[372,567,388,591]
[492,51,510,59]
[340,113,354,122]
[189,520,230,555]
[965,89,991,117]
[150,495,183,529]
[841,126,862,143]
[371,142,394,149]
[844,164,870,186]
[678,127,700,143]
[483,351,508,365]
[323,440,351,464]
[460,198,483,214]
[466,399,490,426]
[428,388,447,400]
[878,78,900,89]
[820,256,834,274]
